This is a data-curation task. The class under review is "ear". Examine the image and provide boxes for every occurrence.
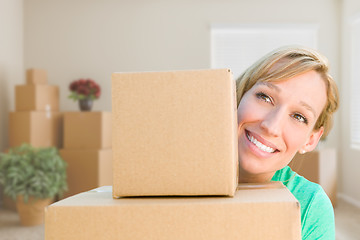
[299,127,324,154]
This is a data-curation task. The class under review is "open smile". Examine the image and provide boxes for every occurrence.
[245,130,279,154]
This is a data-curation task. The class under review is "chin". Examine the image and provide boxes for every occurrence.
[239,157,267,175]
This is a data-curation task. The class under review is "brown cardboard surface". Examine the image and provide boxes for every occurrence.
[112,69,238,197]
[59,149,113,198]
[15,85,59,111]
[26,68,47,85]
[9,111,63,148]
[2,195,17,211]
[289,148,337,206]
[45,184,301,240]
[63,112,112,149]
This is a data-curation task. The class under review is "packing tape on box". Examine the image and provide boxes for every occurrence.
[46,110,52,119]
[88,186,112,193]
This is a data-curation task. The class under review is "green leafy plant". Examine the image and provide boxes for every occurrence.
[0,144,68,203]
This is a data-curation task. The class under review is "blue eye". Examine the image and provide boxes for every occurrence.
[292,113,308,124]
[256,92,273,105]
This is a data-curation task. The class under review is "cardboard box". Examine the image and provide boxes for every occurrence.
[63,112,112,149]
[26,68,47,85]
[288,148,337,206]
[45,183,301,240]
[112,69,238,197]
[59,149,113,198]
[9,111,63,148]
[15,85,59,111]
[2,195,17,211]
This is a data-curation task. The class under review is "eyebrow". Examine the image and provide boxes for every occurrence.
[258,82,317,118]
[258,82,281,92]
[299,101,317,118]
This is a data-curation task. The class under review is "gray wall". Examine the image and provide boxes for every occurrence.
[0,0,23,151]
[23,0,340,110]
[0,0,23,205]
[339,0,360,206]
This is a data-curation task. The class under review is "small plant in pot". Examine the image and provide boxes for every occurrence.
[68,78,101,111]
[0,144,68,226]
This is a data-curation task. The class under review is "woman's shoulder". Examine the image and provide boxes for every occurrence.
[272,166,335,239]
[273,166,319,187]
[272,166,327,203]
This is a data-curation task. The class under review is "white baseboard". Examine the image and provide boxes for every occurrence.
[338,193,360,209]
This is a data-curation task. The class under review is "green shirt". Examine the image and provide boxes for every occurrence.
[271,166,335,240]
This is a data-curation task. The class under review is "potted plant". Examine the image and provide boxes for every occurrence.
[0,144,68,226]
[68,78,101,111]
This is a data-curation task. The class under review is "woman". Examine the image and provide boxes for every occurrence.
[236,46,339,239]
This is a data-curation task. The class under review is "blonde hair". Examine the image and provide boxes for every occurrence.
[236,46,339,138]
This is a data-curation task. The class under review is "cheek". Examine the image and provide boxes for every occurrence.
[237,97,264,126]
[283,127,312,151]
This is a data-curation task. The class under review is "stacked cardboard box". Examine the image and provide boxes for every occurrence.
[10,68,62,148]
[289,148,337,206]
[45,69,301,239]
[112,69,239,197]
[4,68,62,210]
[60,112,112,198]
[46,183,301,240]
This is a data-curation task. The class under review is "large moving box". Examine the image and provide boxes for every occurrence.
[9,111,63,148]
[288,148,337,206]
[111,69,238,197]
[45,183,301,240]
[59,149,112,198]
[63,112,112,149]
[15,85,59,111]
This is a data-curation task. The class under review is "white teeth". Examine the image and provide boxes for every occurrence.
[247,133,275,153]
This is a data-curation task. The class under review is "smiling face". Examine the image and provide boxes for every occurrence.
[237,70,327,182]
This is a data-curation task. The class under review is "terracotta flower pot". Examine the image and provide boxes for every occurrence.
[16,195,53,226]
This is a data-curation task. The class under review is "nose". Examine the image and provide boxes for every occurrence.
[260,107,285,137]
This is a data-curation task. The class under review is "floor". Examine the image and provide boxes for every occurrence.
[0,208,44,240]
[0,198,359,240]
[334,198,360,240]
